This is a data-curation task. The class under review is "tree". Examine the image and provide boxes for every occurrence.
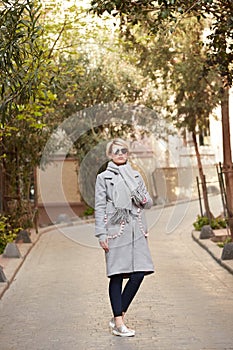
[91,5,220,219]
[167,19,220,221]
[0,0,57,227]
[0,0,50,121]
[39,2,166,163]
[90,0,233,239]
[39,1,168,208]
[0,0,165,224]
[90,0,233,84]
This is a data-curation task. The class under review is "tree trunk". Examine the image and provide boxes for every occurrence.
[192,131,213,221]
[221,86,233,239]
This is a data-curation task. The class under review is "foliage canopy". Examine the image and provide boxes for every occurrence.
[90,0,233,86]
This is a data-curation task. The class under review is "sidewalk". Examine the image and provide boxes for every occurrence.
[192,228,233,276]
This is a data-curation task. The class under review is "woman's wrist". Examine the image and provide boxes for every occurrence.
[98,234,108,242]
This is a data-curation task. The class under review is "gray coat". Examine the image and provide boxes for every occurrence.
[95,166,154,278]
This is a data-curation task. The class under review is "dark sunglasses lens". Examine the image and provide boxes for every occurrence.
[121,148,128,154]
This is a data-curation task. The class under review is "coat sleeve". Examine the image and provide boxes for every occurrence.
[94,173,108,241]
[137,173,153,209]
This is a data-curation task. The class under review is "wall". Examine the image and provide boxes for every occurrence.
[152,165,220,204]
[37,157,85,226]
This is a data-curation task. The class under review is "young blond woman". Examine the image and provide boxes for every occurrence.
[95,138,154,337]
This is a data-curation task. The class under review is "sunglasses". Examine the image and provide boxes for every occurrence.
[112,148,128,155]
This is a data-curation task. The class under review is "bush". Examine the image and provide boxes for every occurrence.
[217,236,232,248]
[210,217,227,229]
[193,215,227,231]
[0,215,21,254]
[83,206,94,217]
[193,215,209,230]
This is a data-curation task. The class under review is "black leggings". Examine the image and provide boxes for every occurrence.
[109,272,145,317]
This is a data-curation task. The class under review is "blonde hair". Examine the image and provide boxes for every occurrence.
[106,138,129,158]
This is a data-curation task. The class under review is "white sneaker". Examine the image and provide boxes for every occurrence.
[112,324,135,337]
[109,318,115,329]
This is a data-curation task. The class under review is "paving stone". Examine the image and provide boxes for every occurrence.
[0,195,233,350]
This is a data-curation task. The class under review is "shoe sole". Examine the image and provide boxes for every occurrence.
[112,329,135,337]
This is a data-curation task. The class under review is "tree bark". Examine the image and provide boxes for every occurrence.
[221,86,233,239]
[192,131,213,221]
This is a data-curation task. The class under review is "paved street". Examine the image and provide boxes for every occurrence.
[0,195,233,350]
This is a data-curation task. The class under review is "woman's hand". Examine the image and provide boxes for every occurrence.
[99,239,109,253]
[142,197,147,204]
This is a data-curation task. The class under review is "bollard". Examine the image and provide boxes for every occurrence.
[3,242,21,258]
[199,225,214,239]
[0,265,8,283]
[221,242,233,260]
[15,230,32,243]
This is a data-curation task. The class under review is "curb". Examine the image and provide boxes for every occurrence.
[192,230,233,276]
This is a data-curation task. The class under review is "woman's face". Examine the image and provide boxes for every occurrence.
[111,144,128,165]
